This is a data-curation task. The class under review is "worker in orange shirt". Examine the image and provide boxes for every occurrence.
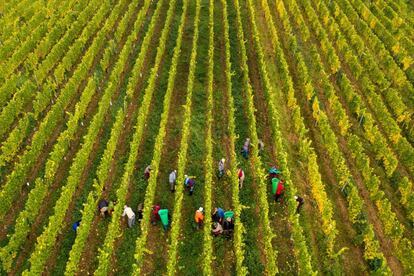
[194,207,204,230]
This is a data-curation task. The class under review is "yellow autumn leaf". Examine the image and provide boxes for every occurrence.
[369,19,377,29]
[402,56,413,70]
[392,43,400,54]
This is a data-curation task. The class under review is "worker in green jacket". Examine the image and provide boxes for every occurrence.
[224,210,234,221]
[223,211,235,238]
[272,177,284,202]
[158,208,169,231]
[271,178,280,195]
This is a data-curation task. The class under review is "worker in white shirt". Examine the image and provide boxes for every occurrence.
[122,205,136,228]
[169,170,177,192]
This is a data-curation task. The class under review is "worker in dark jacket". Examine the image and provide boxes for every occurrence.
[241,138,250,159]
[223,217,234,238]
[72,220,81,233]
[137,203,144,222]
[98,199,109,217]
[295,195,304,213]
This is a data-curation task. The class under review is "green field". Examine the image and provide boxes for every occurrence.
[1,0,414,274]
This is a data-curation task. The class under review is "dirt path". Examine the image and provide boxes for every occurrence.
[110,85,165,276]
[221,1,272,274]
[239,1,299,273]
[209,1,235,273]
[110,3,182,274]
[140,3,193,275]
[171,3,210,273]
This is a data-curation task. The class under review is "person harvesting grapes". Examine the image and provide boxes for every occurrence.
[184,175,196,195]
[169,170,177,192]
[238,168,245,189]
[194,207,204,229]
[272,178,284,202]
[158,208,170,231]
[122,205,136,228]
[218,158,225,179]
[241,138,250,159]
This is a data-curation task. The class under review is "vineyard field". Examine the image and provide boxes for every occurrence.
[1,0,414,275]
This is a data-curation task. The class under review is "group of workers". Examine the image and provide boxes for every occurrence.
[72,137,304,236]
[241,138,265,159]
[147,167,194,196]
[269,166,304,213]
[211,207,235,237]
[194,207,235,238]
[150,204,170,230]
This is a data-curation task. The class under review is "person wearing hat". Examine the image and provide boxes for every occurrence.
[212,222,223,236]
[268,166,281,180]
[295,195,304,213]
[169,170,177,192]
[144,165,151,180]
[218,158,226,179]
[184,175,196,195]
[194,207,204,229]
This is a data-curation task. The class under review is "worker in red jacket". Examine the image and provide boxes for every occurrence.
[151,204,161,225]
[238,168,245,189]
[274,179,284,202]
